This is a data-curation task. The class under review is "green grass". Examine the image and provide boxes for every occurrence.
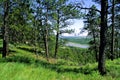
[0,59,119,80]
[0,39,3,48]
[0,40,120,80]
[0,46,120,80]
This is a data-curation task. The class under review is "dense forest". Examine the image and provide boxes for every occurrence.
[0,0,120,80]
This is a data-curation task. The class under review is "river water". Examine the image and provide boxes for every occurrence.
[65,42,89,48]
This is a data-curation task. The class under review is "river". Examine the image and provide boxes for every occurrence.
[65,42,89,48]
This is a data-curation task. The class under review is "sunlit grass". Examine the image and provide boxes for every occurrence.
[0,61,119,80]
[0,49,120,80]
[0,40,120,80]
[0,54,1,58]
[0,39,3,48]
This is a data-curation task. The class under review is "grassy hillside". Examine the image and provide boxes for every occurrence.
[0,45,120,80]
[0,61,119,80]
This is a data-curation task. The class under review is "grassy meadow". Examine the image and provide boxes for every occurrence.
[0,39,120,80]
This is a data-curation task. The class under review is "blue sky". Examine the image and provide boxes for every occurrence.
[62,0,100,36]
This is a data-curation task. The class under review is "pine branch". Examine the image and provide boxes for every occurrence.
[76,6,101,13]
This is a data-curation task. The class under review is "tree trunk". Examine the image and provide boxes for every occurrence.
[54,10,60,58]
[2,0,9,58]
[45,29,49,60]
[34,16,38,57]
[111,0,115,60]
[98,0,108,75]
[44,6,49,61]
[54,32,59,58]
[92,30,98,62]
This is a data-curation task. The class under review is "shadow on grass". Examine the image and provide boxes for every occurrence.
[17,46,42,54]
[17,47,36,53]
[0,54,97,75]
[0,47,16,54]
[0,47,2,53]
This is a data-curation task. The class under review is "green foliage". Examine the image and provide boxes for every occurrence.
[58,47,95,64]
[14,43,95,65]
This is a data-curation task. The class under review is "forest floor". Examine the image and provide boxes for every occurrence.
[0,43,120,80]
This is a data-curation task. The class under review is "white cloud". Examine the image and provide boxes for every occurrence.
[62,19,88,36]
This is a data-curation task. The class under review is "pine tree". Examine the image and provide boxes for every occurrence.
[98,0,108,75]
[84,5,100,62]
[111,0,115,60]
[2,0,10,58]
[53,0,80,58]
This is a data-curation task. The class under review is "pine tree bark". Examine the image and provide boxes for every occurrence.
[54,32,59,58]
[44,5,49,61]
[98,0,108,75]
[111,0,115,60]
[2,0,9,58]
[54,10,60,58]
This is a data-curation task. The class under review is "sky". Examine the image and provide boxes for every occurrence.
[62,0,100,36]
[62,19,87,36]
